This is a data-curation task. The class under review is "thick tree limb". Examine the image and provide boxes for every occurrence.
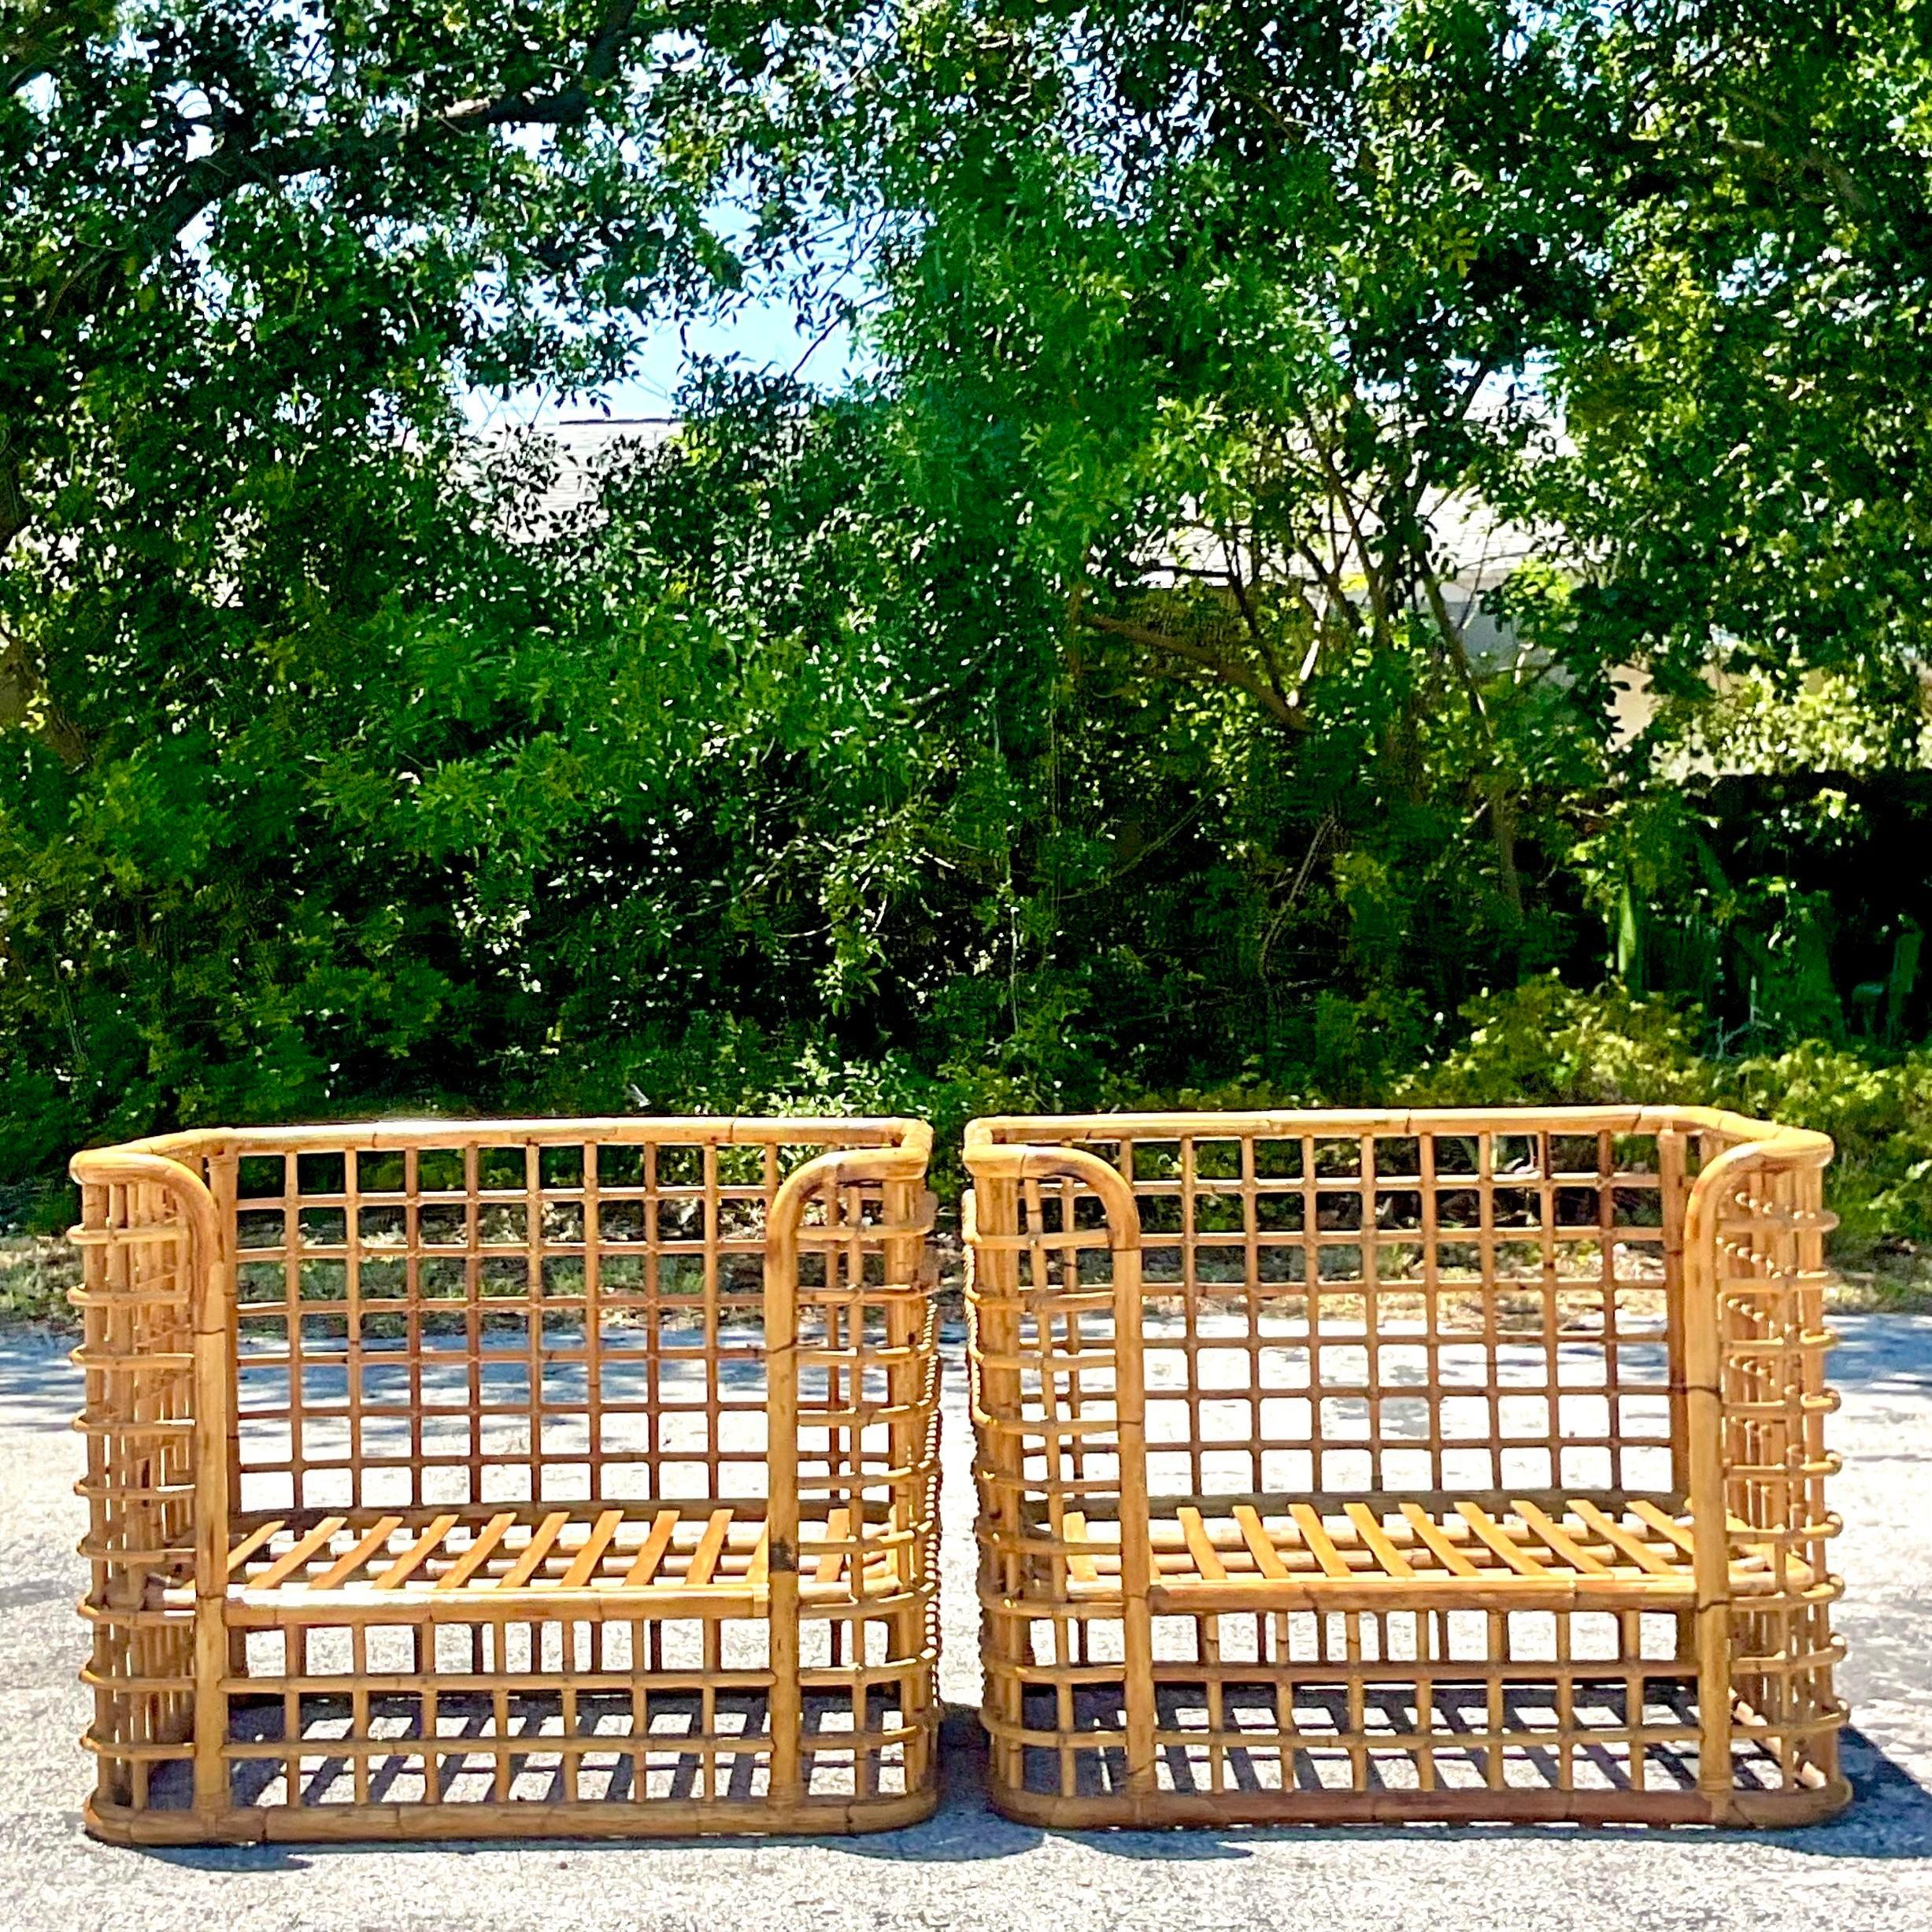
[1075,605,1308,731]
[1293,400,1396,645]
[1415,553,1521,916]
[1710,82,1873,215]
[1416,553,1488,725]
[83,1,646,306]
[1257,809,1338,983]
[1291,541,1361,636]
[0,437,24,556]
[1215,533,1303,713]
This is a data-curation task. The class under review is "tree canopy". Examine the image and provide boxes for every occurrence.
[4,1,1932,1223]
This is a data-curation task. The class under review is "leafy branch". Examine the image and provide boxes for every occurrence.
[1071,592,1309,731]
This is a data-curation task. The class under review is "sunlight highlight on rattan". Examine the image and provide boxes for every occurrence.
[962,1107,1846,1827]
[70,1116,938,1843]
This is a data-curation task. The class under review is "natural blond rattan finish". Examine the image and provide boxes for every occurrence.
[72,1116,939,1844]
[964,1108,1846,1827]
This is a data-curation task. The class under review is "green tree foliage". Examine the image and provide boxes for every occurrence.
[1538,3,1932,711]
[2,1,1931,1249]
[0,1,871,1160]
[0,0,858,733]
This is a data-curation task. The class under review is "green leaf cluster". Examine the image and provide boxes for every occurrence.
[3,2,1932,1260]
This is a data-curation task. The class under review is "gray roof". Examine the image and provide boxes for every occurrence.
[531,417,677,521]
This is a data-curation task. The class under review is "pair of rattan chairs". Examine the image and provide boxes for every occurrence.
[70,1105,1846,1844]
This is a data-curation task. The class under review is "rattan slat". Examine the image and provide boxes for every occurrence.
[963,1106,1848,1829]
[253,1519,346,1591]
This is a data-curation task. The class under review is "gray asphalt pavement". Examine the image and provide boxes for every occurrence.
[2,1314,1926,1931]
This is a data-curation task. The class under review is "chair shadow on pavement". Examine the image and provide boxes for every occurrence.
[139,1706,1045,1873]
[1038,1723,1932,1866]
[135,1712,1930,1873]
[1783,1726,1932,1861]
[0,1332,83,1432]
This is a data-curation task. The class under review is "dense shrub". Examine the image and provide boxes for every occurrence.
[1719,1044,1932,1250]
[1395,978,1932,1250]
[1395,977,1709,1111]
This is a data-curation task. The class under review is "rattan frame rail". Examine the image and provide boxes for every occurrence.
[71,1116,939,1844]
[964,1107,1847,1828]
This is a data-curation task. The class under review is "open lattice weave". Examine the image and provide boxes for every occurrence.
[72,1116,939,1843]
[963,1107,1845,1827]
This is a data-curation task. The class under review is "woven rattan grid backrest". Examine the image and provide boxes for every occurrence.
[157,1120,924,1519]
[968,1111,1698,1518]
[962,1105,1842,1825]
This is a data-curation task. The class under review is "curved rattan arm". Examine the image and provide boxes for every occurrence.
[957,1132,1146,1486]
[68,1143,234,1813]
[954,1137,1145,1469]
[764,1121,935,1540]
[1681,1123,1836,1551]
[960,1129,1159,1793]
[1680,1123,1838,1804]
[68,1146,223,1292]
[761,1120,933,1800]
[66,1145,230,1571]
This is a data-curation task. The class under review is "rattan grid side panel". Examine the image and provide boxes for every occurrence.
[787,1168,942,1810]
[72,1118,939,1843]
[964,1108,1849,1828]
[1691,1131,1845,1820]
[72,1168,208,1818]
[967,1163,1147,1804]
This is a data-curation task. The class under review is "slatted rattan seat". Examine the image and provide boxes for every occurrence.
[70,1116,940,1845]
[964,1108,1849,1829]
[214,1503,898,1617]
[1044,1496,1811,1610]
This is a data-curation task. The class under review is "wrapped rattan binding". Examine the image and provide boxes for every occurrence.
[72,1116,939,1843]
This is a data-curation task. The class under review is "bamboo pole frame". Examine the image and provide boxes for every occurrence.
[962,1107,1848,1829]
[70,1116,939,1845]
